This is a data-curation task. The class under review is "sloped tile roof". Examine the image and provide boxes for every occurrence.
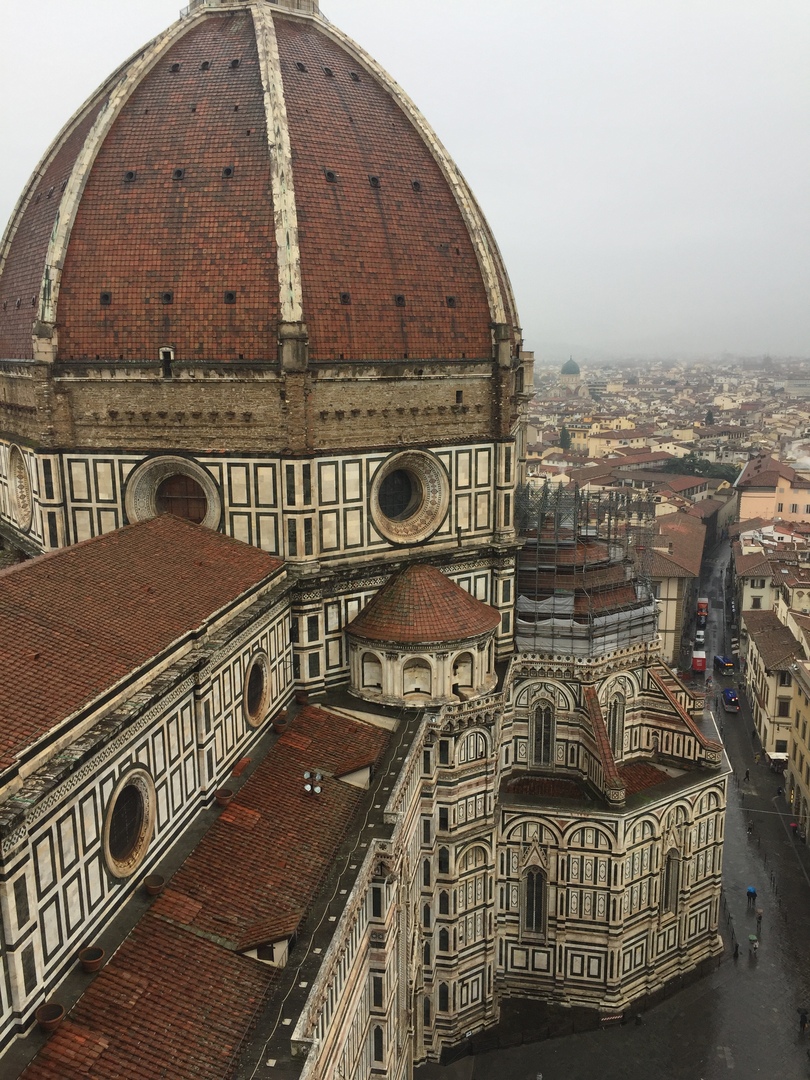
[649,513,706,578]
[21,912,275,1080]
[0,516,283,774]
[21,706,389,1079]
[619,761,671,796]
[152,705,389,952]
[347,563,500,644]
[736,455,796,489]
[742,610,802,670]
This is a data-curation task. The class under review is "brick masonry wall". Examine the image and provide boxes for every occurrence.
[0,360,501,453]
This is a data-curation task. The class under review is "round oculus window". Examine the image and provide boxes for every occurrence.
[155,473,208,523]
[369,451,449,545]
[124,455,222,530]
[378,469,422,522]
[8,445,33,533]
[103,769,156,879]
[243,651,271,728]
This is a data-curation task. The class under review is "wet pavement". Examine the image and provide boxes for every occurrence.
[418,540,810,1079]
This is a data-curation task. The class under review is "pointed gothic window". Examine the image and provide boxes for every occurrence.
[663,849,680,913]
[524,868,546,934]
[608,695,625,759]
[533,703,554,766]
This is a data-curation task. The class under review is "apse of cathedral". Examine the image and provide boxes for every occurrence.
[0,1,727,1077]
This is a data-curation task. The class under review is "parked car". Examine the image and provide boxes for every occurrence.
[696,613,708,630]
[722,687,740,712]
[695,629,706,646]
[714,655,735,675]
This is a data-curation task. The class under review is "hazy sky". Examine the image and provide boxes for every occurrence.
[1,1,808,361]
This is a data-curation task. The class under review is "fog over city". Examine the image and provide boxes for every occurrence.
[1,0,808,361]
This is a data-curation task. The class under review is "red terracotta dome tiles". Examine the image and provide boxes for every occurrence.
[0,108,101,359]
[57,14,279,363]
[348,563,500,645]
[274,18,493,362]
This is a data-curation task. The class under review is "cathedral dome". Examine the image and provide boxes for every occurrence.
[560,358,580,376]
[0,0,518,365]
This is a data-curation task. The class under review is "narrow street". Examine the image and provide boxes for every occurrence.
[419,538,810,1080]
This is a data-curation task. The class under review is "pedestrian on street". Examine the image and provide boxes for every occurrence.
[744,769,750,782]
[799,1008,808,1034]
[777,786,783,798]
[746,886,757,909]
[752,728,757,741]
[733,941,739,960]
[791,822,799,838]
[756,909,762,933]
[755,753,761,765]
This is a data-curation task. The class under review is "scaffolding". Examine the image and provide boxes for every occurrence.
[514,481,658,657]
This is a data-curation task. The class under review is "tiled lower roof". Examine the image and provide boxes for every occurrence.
[619,761,671,796]
[21,706,389,1078]
[0,516,283,775]
[153,705,389,952]
[21,912,275,1080]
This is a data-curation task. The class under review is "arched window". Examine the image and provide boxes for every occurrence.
[423,940,431,967]
[438,847,450,875]
[452,652,474,690]
[373,1025,384,1062]
[423,995,432,1028]
[608,695,625,758]
[663,849,680,913]
[533,703,554,766]
[438,983,449,1012]
[439,890,450,914]
[423,859,431,887]
[362,653,383,691]
[459,730,487,763]
[524,868,546,934]
[403,658,432,697]
[155,473,208,522]
[438,927,449,952]
[423,904,431,929]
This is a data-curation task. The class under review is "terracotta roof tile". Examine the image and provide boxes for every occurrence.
[0,516,283,775]
[22,706,389,1078]
[742,610,802,670]
[348,563,500,644]
[147,705,388,951]
[619,761,671,796]
[21,914,275,1080]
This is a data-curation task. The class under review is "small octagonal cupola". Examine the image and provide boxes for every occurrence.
[347,563,501,707]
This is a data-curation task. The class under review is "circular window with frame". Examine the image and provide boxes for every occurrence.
[8,445,33,533]
[102,769,156,879]
[124,455,222,530]
[369,450,449,545]
[243,650,271,728]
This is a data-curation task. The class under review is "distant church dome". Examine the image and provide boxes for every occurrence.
[560,358,580,376]
[0,0,518,364]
